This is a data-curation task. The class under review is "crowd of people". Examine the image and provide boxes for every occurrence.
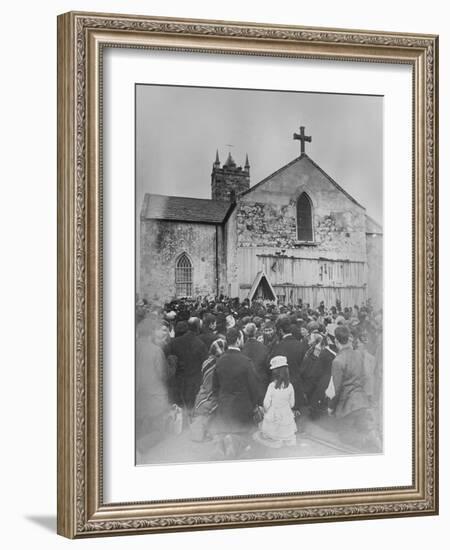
[136,295,383,460]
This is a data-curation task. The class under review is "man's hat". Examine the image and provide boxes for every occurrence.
[269,355,288,370]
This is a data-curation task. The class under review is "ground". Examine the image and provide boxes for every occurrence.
[137,414,378,466]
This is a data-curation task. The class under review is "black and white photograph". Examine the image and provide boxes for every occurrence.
[135,83,383,466]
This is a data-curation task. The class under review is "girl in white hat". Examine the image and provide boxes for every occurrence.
[253,356,297,448]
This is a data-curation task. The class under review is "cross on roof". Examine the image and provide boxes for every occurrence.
[293,125,312,154]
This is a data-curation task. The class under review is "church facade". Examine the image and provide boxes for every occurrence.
[140,132,383,309]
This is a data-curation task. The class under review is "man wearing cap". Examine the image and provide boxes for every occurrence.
[270,317,308,410]
[326,325,380,451]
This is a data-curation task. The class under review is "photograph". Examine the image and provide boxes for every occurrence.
[135,84,384,466]
[56,10,438,538]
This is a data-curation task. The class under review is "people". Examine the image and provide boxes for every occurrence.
[199,313,217,350]
[242,322,269,404]
[190,338,226,441]
[135,321,171,456]
[326,325,380,451]
[270,317,308,411]
[166,317,208,410]
[136,293,383,458]
[253,355,297,448]
[307,333,337,419]
[261,320,278,355]
[211,327,260,457]
[299,331,325,415]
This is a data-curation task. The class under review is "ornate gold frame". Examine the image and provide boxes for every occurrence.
[57,11,439,538]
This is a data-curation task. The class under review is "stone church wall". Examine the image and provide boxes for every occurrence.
[140,220,220,302]
[236,201,366,257]
[237,156,367,262]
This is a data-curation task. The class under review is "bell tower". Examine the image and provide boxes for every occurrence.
[211,150,250,201]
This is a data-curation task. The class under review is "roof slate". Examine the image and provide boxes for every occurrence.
[141,193,232,224]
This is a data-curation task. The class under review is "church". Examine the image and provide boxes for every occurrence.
[139,127,383,309]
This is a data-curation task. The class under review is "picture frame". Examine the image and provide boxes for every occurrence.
[57,11,439,538]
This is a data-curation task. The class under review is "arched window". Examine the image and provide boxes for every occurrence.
[296,192,313,242]
[175,253,193,297]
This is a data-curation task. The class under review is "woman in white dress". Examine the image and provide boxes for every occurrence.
[254,355,297,448]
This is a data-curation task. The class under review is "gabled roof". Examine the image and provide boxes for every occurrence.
[141,193,233,224]
[365,214,383,234]
[241,153,365,209]
[248,271,277,303]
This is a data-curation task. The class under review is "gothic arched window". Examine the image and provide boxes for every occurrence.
[175,253,193,297]
[296,192,313,242]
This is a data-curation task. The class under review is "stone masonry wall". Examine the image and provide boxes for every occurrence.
[140,220,221,303]
[211,166,250,202]
[237,155,367,262]
[236,200,365,255]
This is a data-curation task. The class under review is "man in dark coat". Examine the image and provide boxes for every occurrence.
[212,327,260,435]
[270,317,308,409]
[199,313,217,351]
[167,317,208,409]
[242,322,269,404]
[307,339,337,418]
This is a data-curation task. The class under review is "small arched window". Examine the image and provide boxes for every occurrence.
[175,253,193,297]
[296,192,313,242]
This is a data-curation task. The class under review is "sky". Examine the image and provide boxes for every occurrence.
[136,84,383,225]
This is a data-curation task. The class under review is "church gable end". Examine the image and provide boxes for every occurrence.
[236,154,367,258]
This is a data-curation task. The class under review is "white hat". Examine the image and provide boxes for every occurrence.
[269,355,288,370]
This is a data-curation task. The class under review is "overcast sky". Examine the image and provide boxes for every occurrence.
[136,84,383,225]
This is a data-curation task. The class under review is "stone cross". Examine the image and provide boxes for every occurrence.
[293,126,312,154]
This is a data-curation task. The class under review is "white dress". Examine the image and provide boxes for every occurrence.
[259,382,297,442]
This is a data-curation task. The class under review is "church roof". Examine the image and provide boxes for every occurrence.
[141,193,233,224]
[241,153,365,209]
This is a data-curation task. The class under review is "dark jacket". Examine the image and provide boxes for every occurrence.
[302,346,336,412]
[199,329,217,352]
[242,338,269,403]
[212,349,259,433]
[270,334,308,407]
[300,345,323,398]
[167,331,208,408]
